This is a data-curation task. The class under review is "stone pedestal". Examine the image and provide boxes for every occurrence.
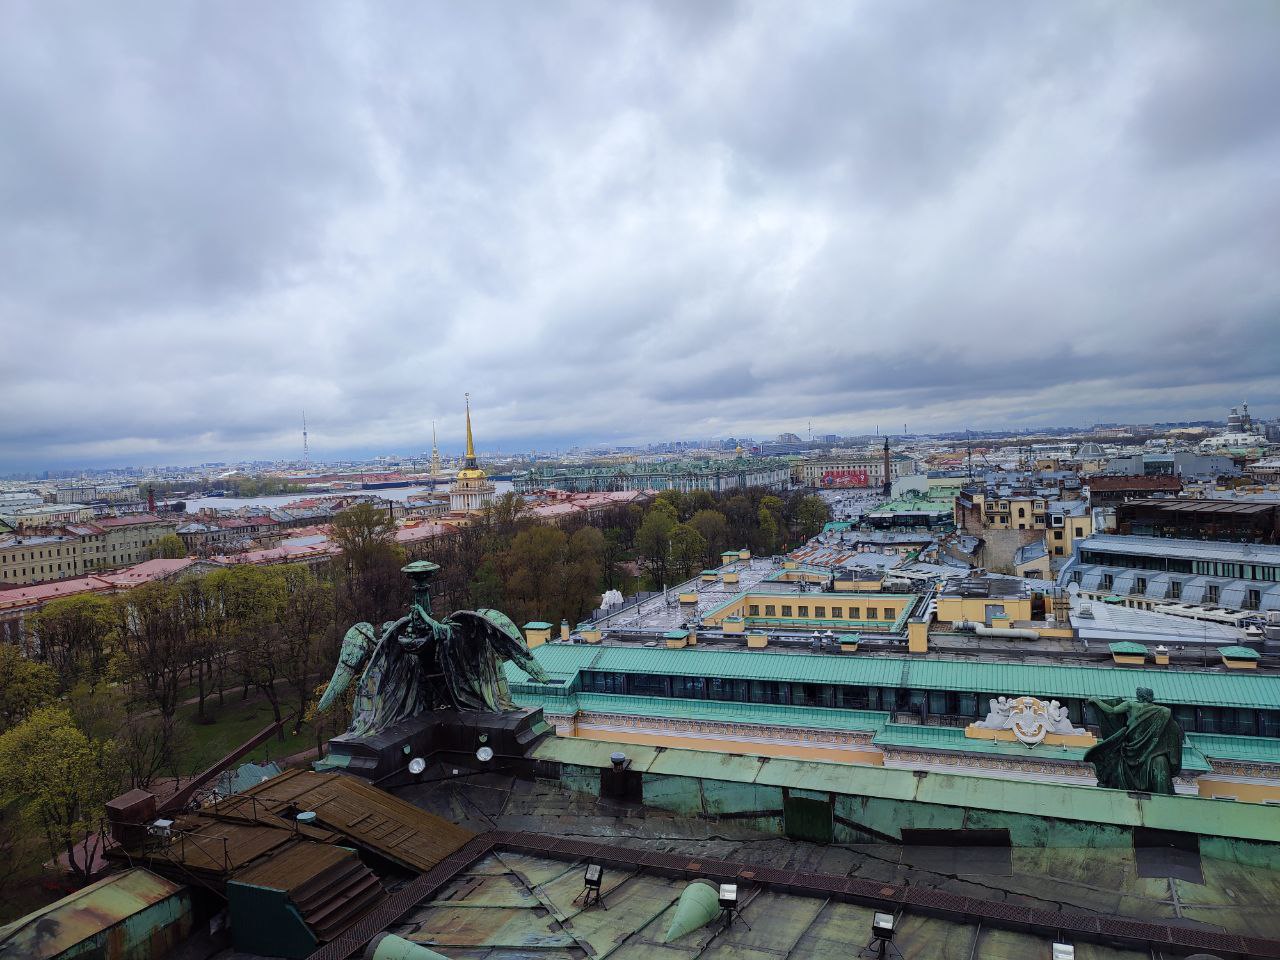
[318,707,552,781]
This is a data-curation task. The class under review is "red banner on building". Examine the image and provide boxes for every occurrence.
[821,468,870,488]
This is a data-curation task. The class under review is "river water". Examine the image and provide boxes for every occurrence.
[179,480,514,513]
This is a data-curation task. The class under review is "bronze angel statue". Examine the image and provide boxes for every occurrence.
[317,561,551,740]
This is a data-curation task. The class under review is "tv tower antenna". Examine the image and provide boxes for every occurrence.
[302,411,310,465]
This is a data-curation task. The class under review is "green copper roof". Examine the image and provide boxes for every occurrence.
[1188,732,1280,764]
[1219,646,1261,660]
[530,737,1280,843]
[1108,642,1149,655]
[514,688,891,733]
[505,644,1280,709]
[663,630,689,639]
[524,621,553,629]
[873,722,1212,773]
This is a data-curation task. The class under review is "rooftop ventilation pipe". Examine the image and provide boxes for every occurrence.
[953,619,1040,640]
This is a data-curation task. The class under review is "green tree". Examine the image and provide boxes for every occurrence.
[143,533,187,560]
[655,489,686,520]
[684,489,715,517]
[794,495,831,543]
[330,502,406,623]
[277,565,335,731]
[669,523,708,581]
[756,505,780,555]
[469,557,505,609]
[0,644,57,726]
[0,706,121,885]
[113,582,189,720]
[29,594,114,690]
[635,506,675,589]
[688,509,730,567]
[500,526,570,626]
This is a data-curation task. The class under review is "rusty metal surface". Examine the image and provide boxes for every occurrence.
[235,769,475,873]
[300,830,1280,960]
[0,867,187,960]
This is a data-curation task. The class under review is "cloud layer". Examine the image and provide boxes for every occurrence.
[2,1,1278,469]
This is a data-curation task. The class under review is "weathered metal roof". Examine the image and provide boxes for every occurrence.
[529,737,1280,843]
[526,689,891,733]
[0,868,184,960]
[508,644,1280,709]
[1189,731,1280,764]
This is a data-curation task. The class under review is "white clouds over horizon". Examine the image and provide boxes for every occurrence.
[1,1,1278,468]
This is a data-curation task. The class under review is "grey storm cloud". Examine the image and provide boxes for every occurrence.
[1,0,1278,470]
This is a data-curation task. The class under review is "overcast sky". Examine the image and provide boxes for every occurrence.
[2,1,1278,470]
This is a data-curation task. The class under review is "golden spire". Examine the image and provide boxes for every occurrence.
[457,392,486,480]
[464,393,476,464]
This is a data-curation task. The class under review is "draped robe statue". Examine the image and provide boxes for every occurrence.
[317,562,551,741]
[1084,687,1183,794]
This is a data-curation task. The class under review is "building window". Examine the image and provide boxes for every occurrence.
[748,604,759,617]
[1018,507,1026,518]
[781,605,792,617]
[883,607,895,620]
[797,605,808,618]
[1206,584,1220,605]
[1101,574,1114,590]
[849,607,860,619]
[764,604,776,617]
[1074,527,1083,537]
[1053,531,1063,540]
[1136,577,1147,594]
[1246,589,1261,610]
[815,606,825,618]
[1169,580,1181,600]
[867,607,878,620]
[831,606,842,618]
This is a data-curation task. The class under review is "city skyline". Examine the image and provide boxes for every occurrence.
[2,2,1278,471]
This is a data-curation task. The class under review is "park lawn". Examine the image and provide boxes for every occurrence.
[175,693,316,773]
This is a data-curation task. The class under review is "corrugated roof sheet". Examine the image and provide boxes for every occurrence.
[507,644,1280,709]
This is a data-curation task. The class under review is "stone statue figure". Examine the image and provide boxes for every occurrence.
[976,696,1013,729]
[1085,688,1183,794]
[317,560,551,740]
[1047,700,1086,736]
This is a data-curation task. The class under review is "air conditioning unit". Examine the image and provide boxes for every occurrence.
[148,819,174,838]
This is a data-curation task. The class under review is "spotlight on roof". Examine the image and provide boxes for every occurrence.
[718,883,738,910]
[1051,944,1075,960]
[575,862,605,908]
[476,746,494,763]
[407,757,426,775]
[871,912,894,940]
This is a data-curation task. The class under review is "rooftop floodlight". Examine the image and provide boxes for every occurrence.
[575,862,606,909]
[717,882,750,931]
[408,757,427,775]
[872,912,894,940]
[1051,944,1075,960]
[860,912,904,959]
[476,746,494,763]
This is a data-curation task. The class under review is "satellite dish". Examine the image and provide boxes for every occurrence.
[408,757,427,775]
[476,746,494,763]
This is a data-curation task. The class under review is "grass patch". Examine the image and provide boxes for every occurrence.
[174,694,316,774]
